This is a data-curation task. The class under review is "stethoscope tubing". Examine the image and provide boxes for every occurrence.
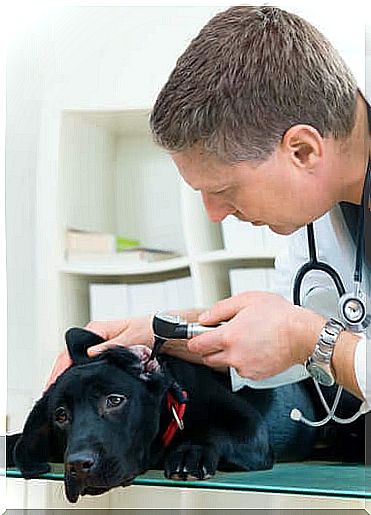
[291,155,370,427]
[293,239,346,306]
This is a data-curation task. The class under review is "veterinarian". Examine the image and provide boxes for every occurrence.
[47,7,371,416]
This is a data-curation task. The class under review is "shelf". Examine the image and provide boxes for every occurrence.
[194,249,275,267]
[60,256,191,276]
[59,251,276,276]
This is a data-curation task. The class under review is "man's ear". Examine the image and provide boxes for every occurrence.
[13,389,54,478]
[65,327,105,364]
[281,124,324,169]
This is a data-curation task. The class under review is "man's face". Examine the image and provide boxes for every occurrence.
[172,144,335,235]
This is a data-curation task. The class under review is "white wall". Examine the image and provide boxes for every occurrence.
[6,5,368,430]
[6,31,47,404]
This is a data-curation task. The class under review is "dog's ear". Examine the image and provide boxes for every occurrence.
[102,345,168,390]
[128,345,161,375]
[6,433,22,467]
[65,327,105,364]
[13,388,54,478]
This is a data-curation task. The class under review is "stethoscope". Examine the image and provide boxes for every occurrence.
[151,154,370,428]
[290,155,371,427]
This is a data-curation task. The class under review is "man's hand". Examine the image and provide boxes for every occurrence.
[85,316,155,356]
[188,291,325,380]
[44,315,154,391]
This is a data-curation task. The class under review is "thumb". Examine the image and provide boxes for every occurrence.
[198,297,243,325]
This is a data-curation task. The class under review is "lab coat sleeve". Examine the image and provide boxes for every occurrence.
[354,333,371,413]
[275,228,371,413]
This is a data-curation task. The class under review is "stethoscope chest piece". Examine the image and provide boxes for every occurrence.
[338,290,370,333]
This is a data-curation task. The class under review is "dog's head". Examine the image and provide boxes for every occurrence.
[13,328,175,503]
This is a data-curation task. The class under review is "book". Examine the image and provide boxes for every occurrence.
[66,228,180,264]
[66,228,140,254]
[66,248,180,265]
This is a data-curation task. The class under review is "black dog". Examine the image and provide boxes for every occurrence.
[7,328,363,503]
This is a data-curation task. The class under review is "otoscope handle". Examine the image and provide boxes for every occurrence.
[186,323,224,338]
[150,314,225,360]
[152,312,225,340]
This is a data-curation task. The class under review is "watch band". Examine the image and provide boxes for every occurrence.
[305,318,345,386]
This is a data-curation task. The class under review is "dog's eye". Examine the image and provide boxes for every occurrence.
[55,407,68,424]
[105,394,127,409]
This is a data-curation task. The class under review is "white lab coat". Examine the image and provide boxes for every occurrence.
[230,204,371,412]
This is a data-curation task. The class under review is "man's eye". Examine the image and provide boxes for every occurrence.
[105,394,127,409]
[55,407,68,424]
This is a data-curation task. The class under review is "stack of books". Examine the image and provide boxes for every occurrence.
[65,228,179,265]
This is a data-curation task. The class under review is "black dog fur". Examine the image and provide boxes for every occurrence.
[7,328,364,503]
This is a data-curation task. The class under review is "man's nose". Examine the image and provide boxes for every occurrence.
[66,451,97,477]
[201,192,233,222]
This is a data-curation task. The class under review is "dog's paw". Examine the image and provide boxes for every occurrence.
[164,443,219,481]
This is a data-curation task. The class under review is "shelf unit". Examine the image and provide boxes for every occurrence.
[56,107,286,327]
[28,105,288,400]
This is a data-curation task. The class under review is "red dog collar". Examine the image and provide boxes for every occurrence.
[162,390,188,448]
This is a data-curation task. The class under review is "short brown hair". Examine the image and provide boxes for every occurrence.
[150,6,357,163]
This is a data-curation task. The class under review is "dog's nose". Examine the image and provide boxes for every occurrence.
[66,452,96,477]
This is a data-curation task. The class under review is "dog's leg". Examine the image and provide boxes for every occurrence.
[218,422,275,472]
[164,418,274,480]
[164,440,220,480]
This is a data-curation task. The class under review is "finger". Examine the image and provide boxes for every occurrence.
[198,296,249,325]
[44,351,72,392]
[87,336,129,356]
[49,351,72,381]
[202,351,230,369]
[187,330,226,356]
[85,320,128,340]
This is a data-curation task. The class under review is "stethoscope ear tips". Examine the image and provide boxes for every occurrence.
[290,408,302,422]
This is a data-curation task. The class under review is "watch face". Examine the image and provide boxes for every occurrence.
[306,362,335,387]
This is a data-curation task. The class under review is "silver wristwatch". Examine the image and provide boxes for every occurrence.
[305,318,345,386]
